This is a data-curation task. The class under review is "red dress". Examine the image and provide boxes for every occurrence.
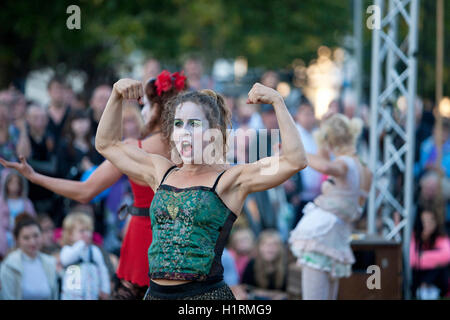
[116,141,154,287]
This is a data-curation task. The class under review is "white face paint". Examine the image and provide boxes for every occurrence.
[172,101,210,164]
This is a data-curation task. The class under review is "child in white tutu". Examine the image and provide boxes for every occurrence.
[289,113,372,300]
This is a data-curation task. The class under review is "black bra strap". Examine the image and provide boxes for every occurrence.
[160,165,178,185]
[211,170,227,192]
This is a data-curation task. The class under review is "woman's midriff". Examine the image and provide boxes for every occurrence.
[151,279,193,286]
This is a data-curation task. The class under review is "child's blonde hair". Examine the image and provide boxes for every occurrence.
[314,113,363,152]
[62,211,94,246]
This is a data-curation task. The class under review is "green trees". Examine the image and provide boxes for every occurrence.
[0,0,350,89]
[0,0,446,101]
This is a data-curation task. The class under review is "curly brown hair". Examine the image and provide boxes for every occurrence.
[162,89,232,159]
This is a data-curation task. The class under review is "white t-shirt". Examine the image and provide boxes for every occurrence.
[21,252,52,300]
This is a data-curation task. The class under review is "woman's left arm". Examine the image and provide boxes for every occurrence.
[233,83,308,195]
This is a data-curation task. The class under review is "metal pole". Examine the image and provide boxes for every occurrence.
[403,0,420,301]
[385,0,398,94]
[368,0,383,235]
[383,0,398,237]
[436,0,444,109]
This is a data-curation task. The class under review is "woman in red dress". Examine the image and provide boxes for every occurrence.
[0,70,187,299]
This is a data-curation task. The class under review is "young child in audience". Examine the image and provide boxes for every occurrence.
[228,228,255,281]
[0,169,36,258]
[60,211,110,300]
[241,230,288,300]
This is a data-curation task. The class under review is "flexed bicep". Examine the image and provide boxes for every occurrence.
[100,141,173,189]
[235,155,305,195]
[230,83,307,196]
[95,78,174,188]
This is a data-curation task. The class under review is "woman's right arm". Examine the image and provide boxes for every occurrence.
[95,79,173,189]
[0,156,122,204]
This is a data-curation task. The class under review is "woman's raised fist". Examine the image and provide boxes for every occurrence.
[247,83,283,106]
[113,79,144,103]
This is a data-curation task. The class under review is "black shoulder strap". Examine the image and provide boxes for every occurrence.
[88,245,94,264]
[211,170,227,192]
[160,165,178,186]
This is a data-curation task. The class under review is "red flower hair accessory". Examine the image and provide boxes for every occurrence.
[155,70,187,96]
[172,71,187,91]
[155,70,173,96]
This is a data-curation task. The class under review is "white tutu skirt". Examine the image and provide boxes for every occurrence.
[288,202,354,278]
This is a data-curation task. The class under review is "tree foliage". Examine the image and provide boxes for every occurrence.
[0,0,350,90]
[0,0,446,102]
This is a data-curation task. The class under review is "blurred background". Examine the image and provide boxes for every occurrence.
[0,1,447,105]
[0,0,449,300]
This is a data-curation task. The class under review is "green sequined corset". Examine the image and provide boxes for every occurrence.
[148,179,237,282]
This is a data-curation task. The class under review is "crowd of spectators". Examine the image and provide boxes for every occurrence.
[0,56,448,299]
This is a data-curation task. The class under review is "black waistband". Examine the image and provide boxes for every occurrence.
[147,278,224,299]
[127,205,149,217]
[118,204,149,220]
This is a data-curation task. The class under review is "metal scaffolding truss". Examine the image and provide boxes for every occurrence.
[367,0,419,298]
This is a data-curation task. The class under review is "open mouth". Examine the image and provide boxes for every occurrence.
[181,140,192,157]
